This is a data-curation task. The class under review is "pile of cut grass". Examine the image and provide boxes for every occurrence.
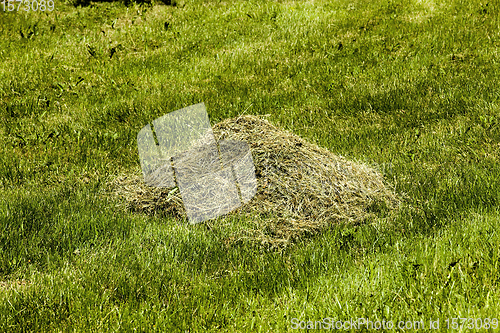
[112,115,400,247]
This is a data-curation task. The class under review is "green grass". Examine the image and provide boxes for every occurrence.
[1,0,500,331]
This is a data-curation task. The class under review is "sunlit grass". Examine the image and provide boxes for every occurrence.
[1,0,500,331]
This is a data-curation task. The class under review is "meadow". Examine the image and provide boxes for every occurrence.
[1,0,500,331]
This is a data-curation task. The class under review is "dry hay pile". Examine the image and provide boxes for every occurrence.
[112,115,399,247]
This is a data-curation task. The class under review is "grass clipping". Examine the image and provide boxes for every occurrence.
[113,116,399,247]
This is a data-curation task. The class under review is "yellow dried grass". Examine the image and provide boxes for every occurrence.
[111,115,400,248]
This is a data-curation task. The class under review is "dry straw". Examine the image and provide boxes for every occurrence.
[111,115,400,248]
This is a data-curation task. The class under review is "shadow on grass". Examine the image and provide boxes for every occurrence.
[70,0,176,7]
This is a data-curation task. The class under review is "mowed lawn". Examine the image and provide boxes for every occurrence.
[1,0,500,331]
